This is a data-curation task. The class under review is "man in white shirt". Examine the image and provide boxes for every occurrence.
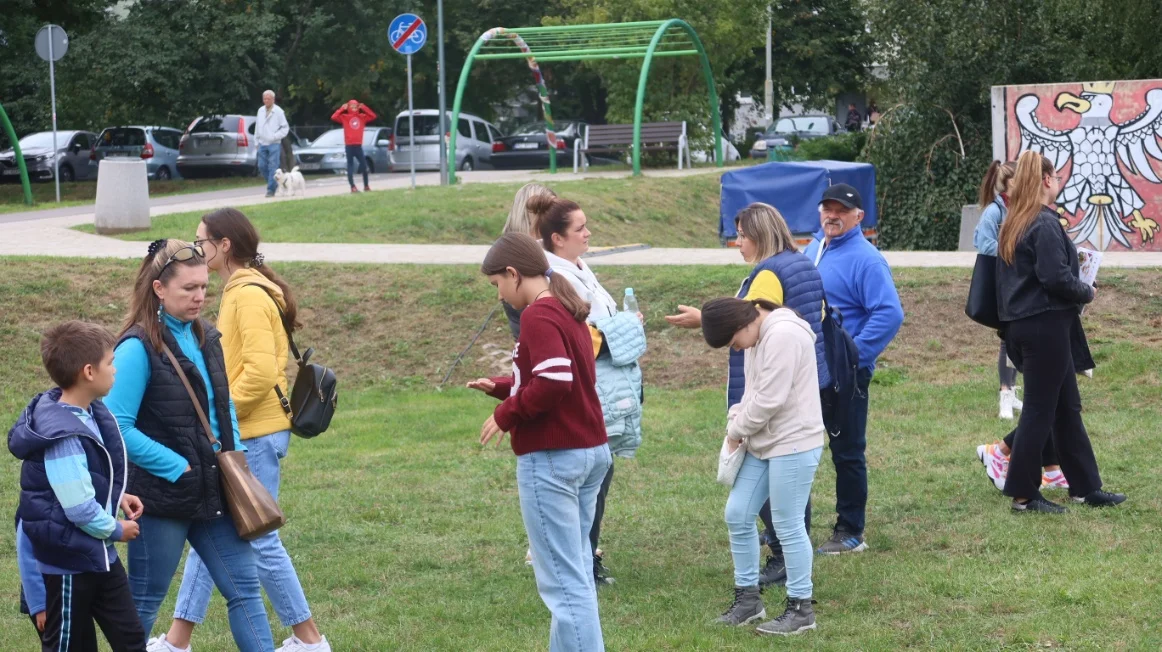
[255,90,290,198]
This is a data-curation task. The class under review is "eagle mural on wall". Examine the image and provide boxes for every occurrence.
[1016,80,1161,250]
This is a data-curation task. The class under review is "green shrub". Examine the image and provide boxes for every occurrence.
[790,131,868,162]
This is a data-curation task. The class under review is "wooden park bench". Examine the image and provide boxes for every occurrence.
[574,121,690,172]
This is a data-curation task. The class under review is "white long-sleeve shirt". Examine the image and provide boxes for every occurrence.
[255,104,289,145]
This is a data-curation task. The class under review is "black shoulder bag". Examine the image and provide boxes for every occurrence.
[248,285,338,438]
[965,253,1002,330]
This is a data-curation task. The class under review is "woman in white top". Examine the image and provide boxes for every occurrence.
[529,194,646,587]
[701,297,824,636]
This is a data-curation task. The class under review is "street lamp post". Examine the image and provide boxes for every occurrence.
[764,7,773,125]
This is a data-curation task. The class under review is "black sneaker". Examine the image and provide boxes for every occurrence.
[593,559,615,586]
[1072,490,1127,507]
[1011,496,1068,513]
[758,555,787,589]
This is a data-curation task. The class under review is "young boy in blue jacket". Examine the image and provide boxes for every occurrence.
[9,321,147,652]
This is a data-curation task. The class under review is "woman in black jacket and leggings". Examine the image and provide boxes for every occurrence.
[996,151,1126,513]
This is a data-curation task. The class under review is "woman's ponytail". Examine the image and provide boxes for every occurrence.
[978,160,1001,208]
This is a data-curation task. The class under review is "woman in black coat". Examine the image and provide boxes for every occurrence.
[995,151,1125,513]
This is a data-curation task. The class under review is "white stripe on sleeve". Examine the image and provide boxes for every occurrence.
[532,357,572,373]
[537,372,574,382]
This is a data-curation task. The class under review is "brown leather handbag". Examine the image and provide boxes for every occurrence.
[162,344,286,540]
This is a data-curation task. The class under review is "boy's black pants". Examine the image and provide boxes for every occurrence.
[42,558,146,652]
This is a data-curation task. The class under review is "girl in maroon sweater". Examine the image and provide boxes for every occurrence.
[468,233,611,652]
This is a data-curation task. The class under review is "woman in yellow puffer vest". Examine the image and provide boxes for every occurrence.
[154,208,332,652]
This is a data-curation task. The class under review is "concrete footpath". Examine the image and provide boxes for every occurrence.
[2,166,1161,267]
[4,213,1161,267]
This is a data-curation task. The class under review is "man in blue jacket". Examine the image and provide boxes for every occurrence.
[803,184,904,555]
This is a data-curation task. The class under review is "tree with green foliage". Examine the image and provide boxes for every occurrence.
[0,0,118,145]
[864,0,1162,250]
[551,0,869,146]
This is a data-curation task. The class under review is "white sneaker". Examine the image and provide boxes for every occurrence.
[525,547,534,566]
[1082,368,1094,378]
[146,636,190,652]
[276,635,331,652]
[998,389,1016,420]
[1010,386,1023,412]
[976,443,1009,492]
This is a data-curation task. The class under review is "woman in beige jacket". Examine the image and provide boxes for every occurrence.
[702,298,824,637]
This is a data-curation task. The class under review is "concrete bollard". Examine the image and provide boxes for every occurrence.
[94,159,150,234]
[958,204,982,252]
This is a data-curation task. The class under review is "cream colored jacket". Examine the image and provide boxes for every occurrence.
[727,308,826,459]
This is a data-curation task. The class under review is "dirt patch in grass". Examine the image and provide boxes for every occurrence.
[885,267,1162,386]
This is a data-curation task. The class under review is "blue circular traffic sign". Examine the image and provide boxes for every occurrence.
[389,14,426,55]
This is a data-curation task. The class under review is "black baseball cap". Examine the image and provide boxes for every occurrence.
[820,183,862,210]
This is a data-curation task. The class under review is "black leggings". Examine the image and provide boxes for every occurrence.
[589,460,614,567]
[1003,428,1058,467]
[998,342,1018,388]
[1002,309,1102,499]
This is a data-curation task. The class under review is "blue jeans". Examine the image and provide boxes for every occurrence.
[174,431,311,628]
[257,143,281,194]
[128,514,274,652]
[725,448,822,599]
[346,144,368,188]
[517,444,611,652]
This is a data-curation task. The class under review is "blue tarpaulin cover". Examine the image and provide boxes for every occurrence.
[719,160,877,238]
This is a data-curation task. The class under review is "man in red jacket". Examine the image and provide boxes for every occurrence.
[331,100,377,193]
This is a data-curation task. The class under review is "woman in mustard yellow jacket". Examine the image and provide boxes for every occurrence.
[154,208,331,652]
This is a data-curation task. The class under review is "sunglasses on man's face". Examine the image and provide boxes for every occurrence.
[157,245,205,279]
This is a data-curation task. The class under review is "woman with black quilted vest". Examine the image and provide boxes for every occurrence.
[104,239,275,652]
[665,203,828,588]
[153,207,330,652]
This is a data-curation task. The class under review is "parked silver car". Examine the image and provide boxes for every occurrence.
[0,130,99,182]
[92,126,185,180]
[389,110,502,172]
[295,126,393,175]
[176,115,305,178]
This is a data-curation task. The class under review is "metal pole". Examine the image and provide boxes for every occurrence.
[407,53,416,190]
[437,0,448,185]
[764,8,773,125]
[48,25,60,203]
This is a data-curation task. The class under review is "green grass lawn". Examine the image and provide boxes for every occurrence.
[1,260,1161,649]
[0,177,263,214]
[76,174,728,248]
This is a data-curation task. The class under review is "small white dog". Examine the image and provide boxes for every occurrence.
[273,166,307,197]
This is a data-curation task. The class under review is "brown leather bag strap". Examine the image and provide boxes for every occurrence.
[161,343,219,448]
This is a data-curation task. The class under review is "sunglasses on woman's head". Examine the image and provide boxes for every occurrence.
[156,245,205,279]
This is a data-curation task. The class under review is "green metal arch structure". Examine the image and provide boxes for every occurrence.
[0,101,34,206]
[447,19,723,184]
